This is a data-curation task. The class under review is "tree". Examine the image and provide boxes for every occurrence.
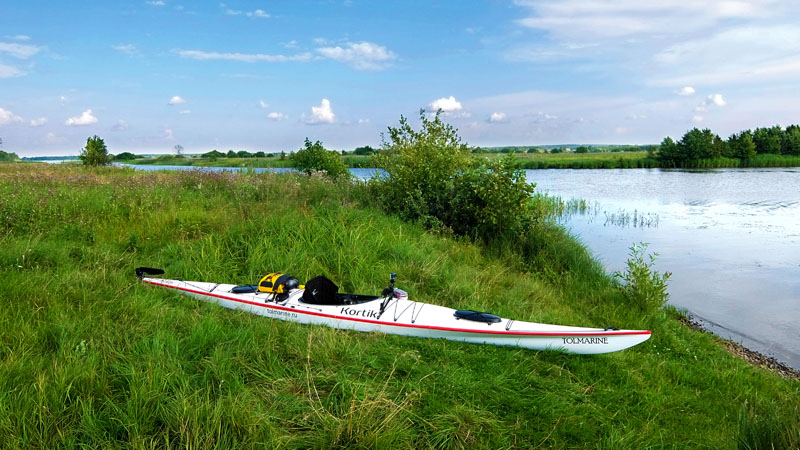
[174,144,184,156]
[575,146,589,154]
[678,128,715,161]
[226,150,237,158]
[710,134,726,159]
[113,152,138,161]
[782,125,800,156]
[657,136,680,167]
[291,138,349,180]
[203,150,224,160]
[237,150,253,158]
[727,131,756,160]
[79,135,110,166]
[280,151,286,160]
[753,126,782,154]
[353,145,375,155]
[255,151,266,158]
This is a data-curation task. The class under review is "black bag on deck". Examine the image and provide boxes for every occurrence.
[303,276,339,305]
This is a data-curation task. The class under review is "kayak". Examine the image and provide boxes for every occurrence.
[136,268,651,354]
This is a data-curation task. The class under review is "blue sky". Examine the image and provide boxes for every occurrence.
[2,0,799,156]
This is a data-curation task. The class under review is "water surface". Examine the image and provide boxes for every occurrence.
[528,168,800,369]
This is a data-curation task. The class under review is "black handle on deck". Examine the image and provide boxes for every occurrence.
[135,267,165,279]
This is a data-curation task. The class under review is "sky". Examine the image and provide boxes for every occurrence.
[1,0,799,157]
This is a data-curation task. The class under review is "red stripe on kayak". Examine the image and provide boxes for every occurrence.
[143,279,652,337]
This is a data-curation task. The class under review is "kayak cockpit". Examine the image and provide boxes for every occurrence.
[231,285,259,294]
[454,310,502,323]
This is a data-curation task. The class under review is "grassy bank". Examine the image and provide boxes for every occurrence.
[126,155,373,169]
[1,164,798,448]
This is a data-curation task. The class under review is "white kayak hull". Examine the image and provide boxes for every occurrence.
[141,277,651,354]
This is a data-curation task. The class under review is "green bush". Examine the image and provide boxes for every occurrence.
[614,243,671,312]
[291,138,350,180]
[371,110,536,241]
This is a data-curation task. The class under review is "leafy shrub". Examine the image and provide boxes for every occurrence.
[291,138,350,180]
[614,243,671,312]
[371,110,537,241]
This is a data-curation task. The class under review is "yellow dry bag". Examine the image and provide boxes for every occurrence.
[258,273,301,294]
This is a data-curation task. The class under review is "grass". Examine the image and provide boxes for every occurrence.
[126,155,374,169]
[490,151,661,169]
[0,163,798,448]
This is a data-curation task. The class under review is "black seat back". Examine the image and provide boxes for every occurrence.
[302,276,339,305]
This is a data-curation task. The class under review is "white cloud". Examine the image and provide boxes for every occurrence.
[687,93,726,123]
[7,35,30,41]
[44,132,64,144]
[168,95,185,105]
[221,4,269,18]
[510,0,800,93]
[267,112,286,121]
[176,49,312,63]
[357,118,370,124]
[429,96,463,112]
[65,109,98,126]
[113,44,138,55]
[316,41,396,70]
[112,120,129,131]
[146,0,165,6]
[164,127,175,140]
[677,86,695,96]
[179,109,191,115]
[306,99,335,124]
[259,100,269,109]
[515,0,770,40]
[0,107,23,125]
[708,93,726,106]
[247,9,269,18]
[29,117,47,127]
[0,64,24,78]
[489,112,507,123]
[0,42,41,59]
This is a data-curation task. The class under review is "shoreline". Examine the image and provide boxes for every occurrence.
[679,315,800,381]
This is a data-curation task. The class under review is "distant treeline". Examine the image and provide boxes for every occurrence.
[0,151,21,162]
[658,125,800,168]
[476,144,656,154]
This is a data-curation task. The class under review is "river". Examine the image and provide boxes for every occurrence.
[116,163,800,369]
[529,168,800,369]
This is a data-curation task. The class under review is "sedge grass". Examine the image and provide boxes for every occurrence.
[0,164,798,448]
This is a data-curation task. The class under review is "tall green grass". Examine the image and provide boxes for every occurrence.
[0,164,798,448]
